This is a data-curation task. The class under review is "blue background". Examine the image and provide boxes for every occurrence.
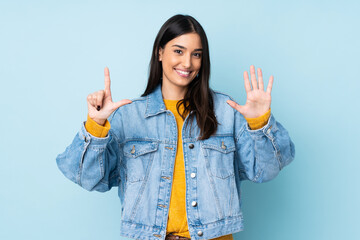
[1,0,359,239]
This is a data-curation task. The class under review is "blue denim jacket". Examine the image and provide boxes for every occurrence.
[56,84,295,240]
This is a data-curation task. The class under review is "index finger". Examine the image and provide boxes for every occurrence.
[104,67,111,96]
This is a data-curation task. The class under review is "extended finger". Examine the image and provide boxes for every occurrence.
[226,100,245,114]
[258,68,264,90]
[104,67,111,97]
[113,99,133,109]
[266,75,274,94]
[243,71,251,93]
[250,65,258,90]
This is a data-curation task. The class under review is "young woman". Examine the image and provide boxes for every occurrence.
[56,14,295,240]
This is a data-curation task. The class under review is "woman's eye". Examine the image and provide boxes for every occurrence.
[194,53,202,58]
[174,49,182,54]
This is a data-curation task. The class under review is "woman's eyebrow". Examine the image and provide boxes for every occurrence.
[171,44,203,51]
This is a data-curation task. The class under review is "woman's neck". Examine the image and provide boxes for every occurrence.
[161,81,187,100]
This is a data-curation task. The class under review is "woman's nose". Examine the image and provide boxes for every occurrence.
[182,55,192,68]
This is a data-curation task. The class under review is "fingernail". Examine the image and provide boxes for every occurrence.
[97,106,100,111]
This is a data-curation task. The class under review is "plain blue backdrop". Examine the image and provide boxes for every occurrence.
[1,0,359,239]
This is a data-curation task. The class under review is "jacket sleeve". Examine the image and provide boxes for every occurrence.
[56,110,122,192]
[234,109,295,183]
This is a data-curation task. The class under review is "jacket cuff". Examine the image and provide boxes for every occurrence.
[244,108,271,130]
[245,112,277,140]
[85,114,111,138]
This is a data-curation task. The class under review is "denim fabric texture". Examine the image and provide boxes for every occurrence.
[56,84,295,240]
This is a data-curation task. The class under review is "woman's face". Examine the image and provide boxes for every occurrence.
[158,32,202,91]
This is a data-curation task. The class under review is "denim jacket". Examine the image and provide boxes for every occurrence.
[56,84,295,240]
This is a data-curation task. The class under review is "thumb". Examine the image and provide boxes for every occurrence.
[112,99,133,109]
[226,100,245,114]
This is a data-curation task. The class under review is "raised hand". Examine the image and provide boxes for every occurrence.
[227,65,273,118]
[87,67,132,125]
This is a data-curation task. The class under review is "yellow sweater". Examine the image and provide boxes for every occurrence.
[85,100,271,239]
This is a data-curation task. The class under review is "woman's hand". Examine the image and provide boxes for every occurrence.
[227,65,273,118]
[87,67,132,126]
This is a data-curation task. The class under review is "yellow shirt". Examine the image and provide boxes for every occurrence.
[163,99,193,238]
[85,101,271,240]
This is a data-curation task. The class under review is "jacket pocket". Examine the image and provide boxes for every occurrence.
[123,140,158,183]
[201,135,236,179]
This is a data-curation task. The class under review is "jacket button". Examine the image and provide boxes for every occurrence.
[197,230,203,236]
[191,201,197,207]
[221,141,227,150]
[189,143,194,149]
[190,173,196,178]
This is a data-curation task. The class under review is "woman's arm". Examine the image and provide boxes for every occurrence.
[234,110,295,182]
[56,67,130,192]
[227,65,295,182]
[56,110,121,192]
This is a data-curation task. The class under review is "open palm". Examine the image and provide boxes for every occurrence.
[227,65,273,118]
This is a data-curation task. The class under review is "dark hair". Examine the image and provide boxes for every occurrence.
[141,14,218,140]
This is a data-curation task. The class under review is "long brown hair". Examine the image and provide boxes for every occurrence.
[141,14,218,140]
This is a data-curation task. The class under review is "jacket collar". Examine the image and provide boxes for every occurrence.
[145,84,167,118]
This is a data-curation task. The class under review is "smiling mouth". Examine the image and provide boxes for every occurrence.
[174,68,192,77]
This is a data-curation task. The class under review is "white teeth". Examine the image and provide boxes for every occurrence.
[176,69,190,75]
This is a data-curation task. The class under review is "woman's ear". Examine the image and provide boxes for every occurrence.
[158,47,163,61]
